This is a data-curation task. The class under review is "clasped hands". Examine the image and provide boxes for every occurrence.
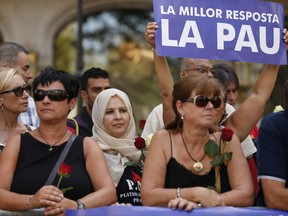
[168,188,225,211]
[29,185,74,216]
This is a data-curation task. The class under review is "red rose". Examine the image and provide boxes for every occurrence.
[58,162,72,177]
[134,137,146,150]
[57,162,74,193]
[221,128,234,142]
[139,119,146,130]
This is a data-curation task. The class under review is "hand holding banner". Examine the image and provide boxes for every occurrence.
[153,0,286,64]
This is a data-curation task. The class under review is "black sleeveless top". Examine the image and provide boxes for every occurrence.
[165,132,231,192]
[11,133,94,200]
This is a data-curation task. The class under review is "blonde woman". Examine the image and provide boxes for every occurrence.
[0,67,32,147]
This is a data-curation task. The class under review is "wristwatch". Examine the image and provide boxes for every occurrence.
[76,200,86,209]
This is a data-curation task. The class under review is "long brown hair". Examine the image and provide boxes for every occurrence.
[166,76,222,130]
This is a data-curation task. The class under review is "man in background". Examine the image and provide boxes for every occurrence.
[68,67,111,137]
[0,42,39,127]
[256,80,288,210]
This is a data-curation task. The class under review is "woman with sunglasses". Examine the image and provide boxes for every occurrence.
[141,76,254,210]
[0,66,116,214]
[0,67,32,149]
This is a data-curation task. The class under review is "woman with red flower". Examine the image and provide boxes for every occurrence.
[91,88,143,206]
[0,67,116,215]
[141,76,254,210]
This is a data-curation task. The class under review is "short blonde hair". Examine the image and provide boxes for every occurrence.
[0,67,19,92]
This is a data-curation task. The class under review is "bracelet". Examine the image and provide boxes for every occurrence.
[76,199,86,209]
[26,195,33,210]
[176,187,182,199]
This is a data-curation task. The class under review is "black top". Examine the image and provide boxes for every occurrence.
[165,132,231,192]
[165,157,230,192]
[11,133,94,200]
[116,165,143,206]
[67,107,93,137]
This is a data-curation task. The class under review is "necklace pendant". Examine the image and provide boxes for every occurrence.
[49,146,53,151]
[193,161,203,172]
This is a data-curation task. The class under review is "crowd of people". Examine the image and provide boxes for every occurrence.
[0,22,287,216]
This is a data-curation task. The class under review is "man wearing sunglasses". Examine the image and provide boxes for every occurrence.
[0,42,39,128]
[67,67,111,137]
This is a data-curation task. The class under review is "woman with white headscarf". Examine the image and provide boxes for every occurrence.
[92,88,142,205]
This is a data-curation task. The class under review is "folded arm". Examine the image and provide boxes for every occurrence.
[261,179,288,210]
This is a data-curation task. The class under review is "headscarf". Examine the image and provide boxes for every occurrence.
[91,88,140,185]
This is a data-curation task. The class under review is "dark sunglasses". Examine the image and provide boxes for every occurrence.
[34,89,69,101]
[0,85,31,97]
[184,95,222,108]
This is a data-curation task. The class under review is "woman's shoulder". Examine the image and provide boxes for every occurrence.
[152,129,174,143]
[82,136,103,151]
[3,133,22,153]
[154,128,170,136]
[149,129,176,152]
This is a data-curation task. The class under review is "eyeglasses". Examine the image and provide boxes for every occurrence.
[34,89,69,101]
[0,85,31,97]
[184,66,215,75]
[184,95,222,108]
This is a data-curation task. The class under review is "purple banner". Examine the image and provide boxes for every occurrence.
[65,206,288,216]
[153,0,286,65]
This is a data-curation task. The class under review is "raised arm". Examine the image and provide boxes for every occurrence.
[225,28,288,141]
[146,22,175,126]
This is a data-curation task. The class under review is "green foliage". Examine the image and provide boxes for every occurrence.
[204,140,219,157]
[55,9,165,123]
[204,139,233,167]
[223,152,233,161]
[54,25,77,73]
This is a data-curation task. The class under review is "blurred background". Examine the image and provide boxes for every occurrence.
[0,0,287,132]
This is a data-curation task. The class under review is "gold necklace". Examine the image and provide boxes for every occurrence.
[38,129,68,151]
[180,130,207,172]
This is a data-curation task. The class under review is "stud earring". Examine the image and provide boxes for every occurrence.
[1,104,4,112]
[181,115,184,120]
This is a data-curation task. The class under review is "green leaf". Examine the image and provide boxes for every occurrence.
[210,155,223,166]
[61,187,74,194]
[223,152,233,161]
[204,140,219,157]
[138,152,145,162]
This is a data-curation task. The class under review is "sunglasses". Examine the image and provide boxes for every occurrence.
[34,89,69,101]
[184,95,222,108]
[0,85,31,97]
